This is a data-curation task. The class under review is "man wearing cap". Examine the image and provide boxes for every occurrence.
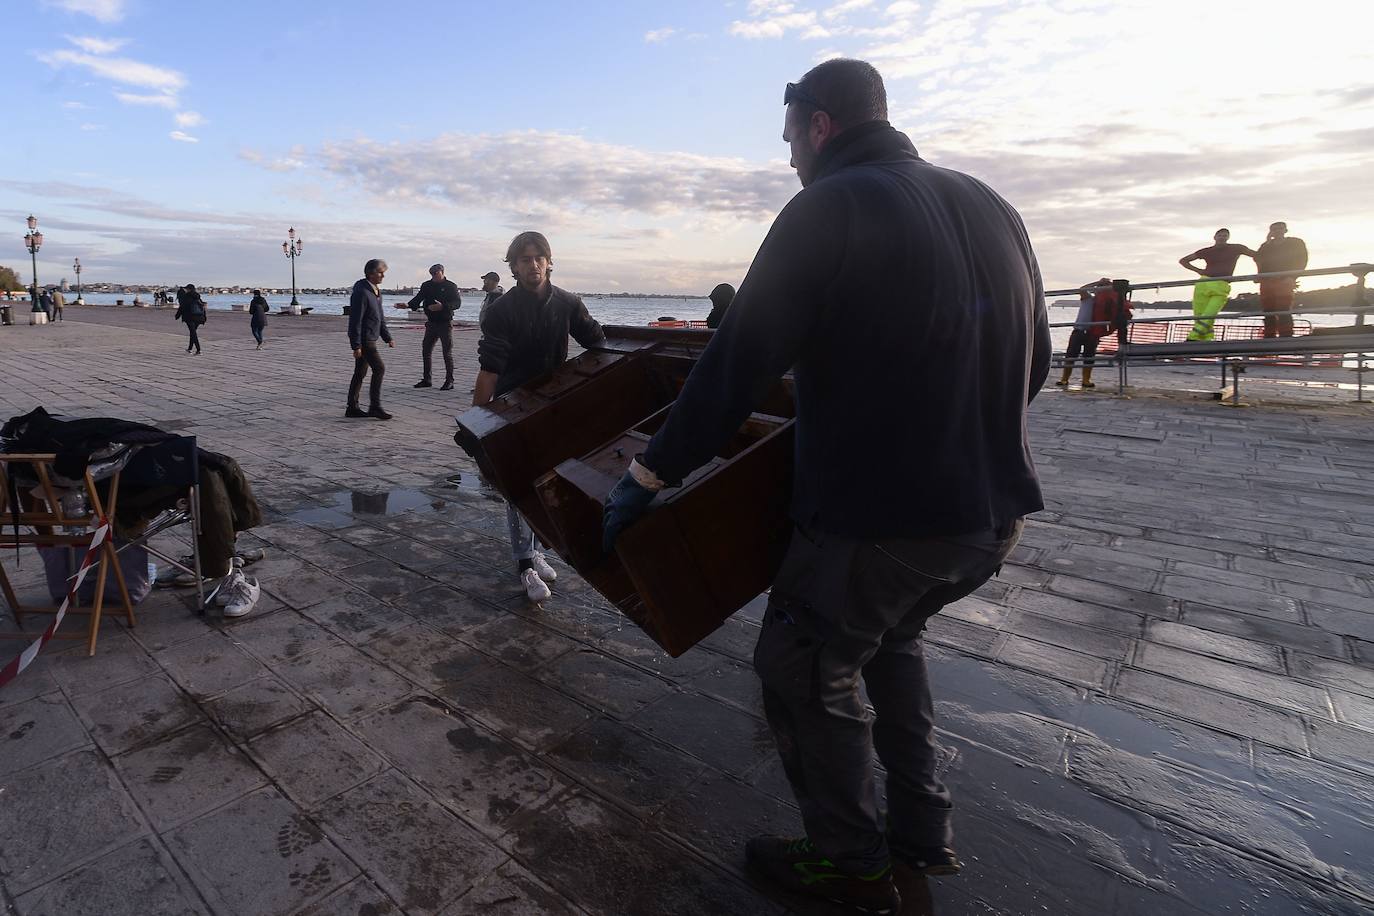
[1255,222,1308,338]
[478,271,504,328]
[601,58,1049,913]
[399,263,461,390]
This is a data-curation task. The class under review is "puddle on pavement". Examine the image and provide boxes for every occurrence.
[286,486,466,526]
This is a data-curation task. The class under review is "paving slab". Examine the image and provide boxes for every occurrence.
[352,696,568,837]
[69,672,207,755]
[318,770,508,913]
[0,692,90,776]
[167,787,360,916]
[0,748,147,896]
[13,838,209,916]
[246,710,388,808]
[114,723,267,830]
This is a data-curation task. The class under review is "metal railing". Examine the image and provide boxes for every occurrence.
[1046,262,1374,401]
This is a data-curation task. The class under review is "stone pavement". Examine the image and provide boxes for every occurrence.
[2,305,1373,916]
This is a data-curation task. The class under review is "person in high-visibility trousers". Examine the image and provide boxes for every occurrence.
[1180,228,1257,341]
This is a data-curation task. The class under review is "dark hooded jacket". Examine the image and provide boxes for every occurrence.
[642,121,1051,538]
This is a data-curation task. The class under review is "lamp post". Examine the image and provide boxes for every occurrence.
[73,257,83,305]
[24,215,43,314]
[282,227,303,308]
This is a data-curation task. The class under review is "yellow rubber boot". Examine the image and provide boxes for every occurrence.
[1081,366,1095,389]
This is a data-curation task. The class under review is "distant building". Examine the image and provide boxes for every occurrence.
[60,278,69,292]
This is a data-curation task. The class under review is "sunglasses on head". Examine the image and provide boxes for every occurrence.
[784,81,828,113]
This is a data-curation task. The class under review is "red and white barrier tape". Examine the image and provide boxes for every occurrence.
[0,517,111,689]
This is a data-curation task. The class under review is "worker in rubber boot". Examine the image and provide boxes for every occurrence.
[1180,229,1257,341]
[602,58,1050,914]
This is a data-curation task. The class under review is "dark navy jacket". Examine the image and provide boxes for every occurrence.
[642,122,1051,538]
[347,279,392,349]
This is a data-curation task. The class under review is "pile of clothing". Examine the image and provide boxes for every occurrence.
[1,407,266,618]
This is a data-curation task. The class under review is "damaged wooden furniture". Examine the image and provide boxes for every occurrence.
[0,454,134,656]
[456,327,795,656]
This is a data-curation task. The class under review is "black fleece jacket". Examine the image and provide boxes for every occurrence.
[477,283,605,396]
[642,121,1051,538]
[406,278,462,325]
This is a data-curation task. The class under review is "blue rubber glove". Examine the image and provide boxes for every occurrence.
[602,470,657,555]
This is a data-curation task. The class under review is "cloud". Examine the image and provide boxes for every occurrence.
[277,130,798,223]
[61,100,87,109]
[79,123,103,131]
[174,110,205,127]
[46,0,127,22]
[644,27,676,43]
[731,5,823,39]
[39,49,186,92]
[168,131,199,143]
[115,91,178,108]
[64,35,128,54]
[825,0,876,19]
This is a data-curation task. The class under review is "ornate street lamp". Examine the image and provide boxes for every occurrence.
[24,215,43,314]
[282,227,303,307]
[73,257,83,305]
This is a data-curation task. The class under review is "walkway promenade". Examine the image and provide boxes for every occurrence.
[2,306,1373,915]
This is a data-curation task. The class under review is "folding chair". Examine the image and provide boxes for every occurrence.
[114,435,214,612]
[0,454,135,656]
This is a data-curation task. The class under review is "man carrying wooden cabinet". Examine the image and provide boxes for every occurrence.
[475,231,606,602]
[603,59,1051,914]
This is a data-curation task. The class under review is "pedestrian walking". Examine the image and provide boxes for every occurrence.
[1255,222,1308,338]
[39,289,55,322]
[1180,229,1257,341]
[174,284,207,353]
[601,59,1049,914]
[398,264,460,389]
[346,259,394,419]
[248,289,270,349]
[51,288,65,321]
[474,232,605,602]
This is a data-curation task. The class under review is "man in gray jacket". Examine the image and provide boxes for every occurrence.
[346,258,395,419]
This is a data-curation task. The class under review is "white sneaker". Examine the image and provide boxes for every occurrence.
[521,567,551,602]
[222,574,261,618]
[214,565,245,606]
[530,553,558,583]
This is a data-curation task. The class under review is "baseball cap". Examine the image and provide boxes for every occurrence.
[429,263,445,274]
[481,271,500,281]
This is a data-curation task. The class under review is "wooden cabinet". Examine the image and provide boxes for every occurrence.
[456,327,794,656]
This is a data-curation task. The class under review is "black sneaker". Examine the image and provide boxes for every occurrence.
[367,406,393,420]
[345,406,368,418]
[414,380,432,388]
[890,844,961,877]
[745,836,900,914]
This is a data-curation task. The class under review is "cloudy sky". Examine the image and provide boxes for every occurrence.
[6,0,1372,296]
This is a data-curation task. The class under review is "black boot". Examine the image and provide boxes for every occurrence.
[345,405,368,418]
[414,379,432,388]
[439,379,454,391]
[367,405,392,420]
[745,836,900,914]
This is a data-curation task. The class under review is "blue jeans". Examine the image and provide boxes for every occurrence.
[251,323,264,344]
[506,502,540,566]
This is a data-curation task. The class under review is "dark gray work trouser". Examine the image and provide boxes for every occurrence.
[421,322,454,383]
[753,519,1022,874]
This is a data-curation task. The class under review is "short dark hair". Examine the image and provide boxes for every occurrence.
[252,288,261,296]
[364,258,387,274]
[791,58,887,129]
[505,231,552,266]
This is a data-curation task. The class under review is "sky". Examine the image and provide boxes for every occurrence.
[5,0,1373,296]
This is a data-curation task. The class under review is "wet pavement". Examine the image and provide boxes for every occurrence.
[2,306,1373,915]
